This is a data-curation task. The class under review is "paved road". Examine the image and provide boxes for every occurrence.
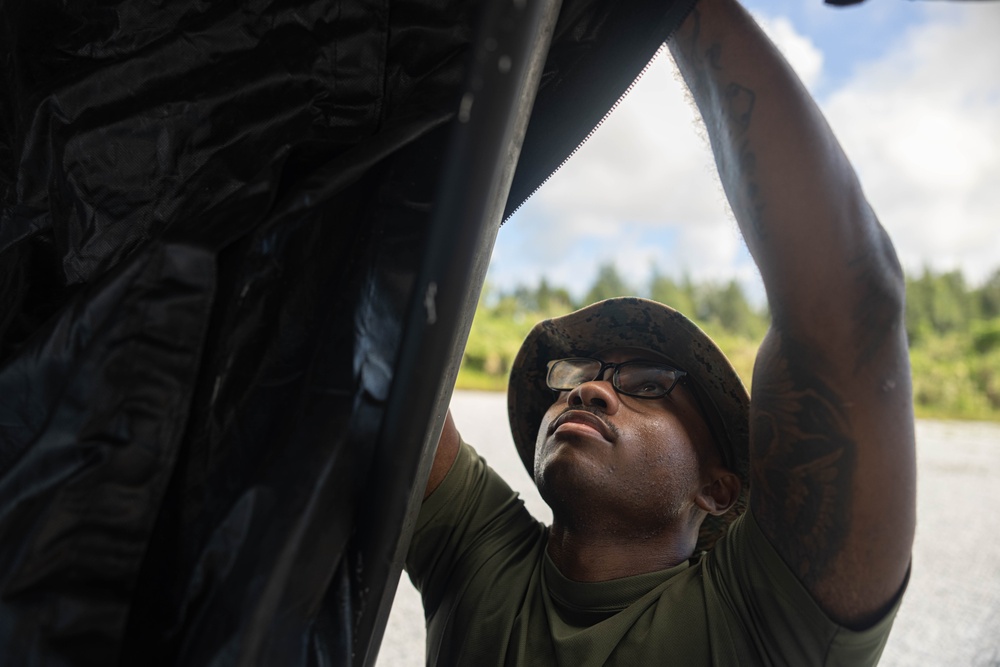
[377,391,1000,666]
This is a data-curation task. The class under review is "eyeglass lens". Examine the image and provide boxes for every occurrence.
[546,358,684,398]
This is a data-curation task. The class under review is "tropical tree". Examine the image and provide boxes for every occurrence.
[697,280,767,338]
[584,263,632,305]
[977,269,1000,319]
[649,268,696,316]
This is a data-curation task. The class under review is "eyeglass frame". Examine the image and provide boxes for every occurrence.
[544,357,689,399]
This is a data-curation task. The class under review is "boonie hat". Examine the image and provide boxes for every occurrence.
[507,297,750,552]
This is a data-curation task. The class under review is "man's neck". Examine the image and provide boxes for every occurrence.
[545,519,698,582]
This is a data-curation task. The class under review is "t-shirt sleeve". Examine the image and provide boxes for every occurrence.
[405,439,543,620]
[704,509,908,666]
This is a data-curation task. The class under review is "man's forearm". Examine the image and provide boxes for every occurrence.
[668,0,904,328]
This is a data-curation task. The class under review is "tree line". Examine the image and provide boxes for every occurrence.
[458,263,1000,422]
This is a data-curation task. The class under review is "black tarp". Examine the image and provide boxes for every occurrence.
[0,0,696,664]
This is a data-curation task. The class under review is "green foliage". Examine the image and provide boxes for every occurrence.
[509,277,574,314]
[695,280,769,340]
[900,268,1000,420]
[973,319,1000,355]
[460,302,533,383]
[905,267,988,343]
[584,263,632,304]
[649,270,696,316]
[909,334,1000,420]
[457,263,1000,422]
[979,269,1000,319]
[459,280,579,392]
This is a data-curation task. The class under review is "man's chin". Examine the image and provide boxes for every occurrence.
[535,438,597,479]
[535,448,611,508]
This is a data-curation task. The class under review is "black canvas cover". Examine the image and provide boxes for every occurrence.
[0,0,695,664]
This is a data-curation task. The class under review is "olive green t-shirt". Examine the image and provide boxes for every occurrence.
[406,441,903,666]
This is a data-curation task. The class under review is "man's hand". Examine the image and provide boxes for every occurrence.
[669,0,915,629]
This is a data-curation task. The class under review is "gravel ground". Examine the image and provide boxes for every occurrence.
[376,391,1000,666]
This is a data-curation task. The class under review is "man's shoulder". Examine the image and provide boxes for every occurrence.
[409,439,546,587]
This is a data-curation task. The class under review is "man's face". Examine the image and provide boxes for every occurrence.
[533,348,718,535]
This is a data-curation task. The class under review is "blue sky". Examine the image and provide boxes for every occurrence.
[748,1,926,94]
[489,0,1000,306]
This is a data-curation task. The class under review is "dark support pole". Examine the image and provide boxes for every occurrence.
[352,0,563,664]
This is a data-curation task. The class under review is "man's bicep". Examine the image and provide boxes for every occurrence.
[748,324,915,630]
[748,330,858,587]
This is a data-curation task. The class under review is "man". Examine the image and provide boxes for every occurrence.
[406,0,915,663]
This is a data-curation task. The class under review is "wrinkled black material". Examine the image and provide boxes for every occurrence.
[0,0,694,665]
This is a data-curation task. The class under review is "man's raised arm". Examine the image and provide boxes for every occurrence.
[669,0,915,629]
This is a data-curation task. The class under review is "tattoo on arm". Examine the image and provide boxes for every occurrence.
[706,42,722,72]
[738,144,767,242]
[725,83,754,131]
[677,16,768,242]
[722,83,767,241]
[750,335,855,588]
[680,10,709,95]
[724,83,766,240]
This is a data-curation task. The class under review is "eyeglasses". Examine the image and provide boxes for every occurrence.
[545,357,688,399]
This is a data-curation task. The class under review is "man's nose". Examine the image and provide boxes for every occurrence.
[566,378,620,414]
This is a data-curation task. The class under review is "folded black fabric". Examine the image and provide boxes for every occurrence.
[0,0,695,664]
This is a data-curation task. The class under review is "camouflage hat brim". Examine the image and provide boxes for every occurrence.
[506,296,750,553]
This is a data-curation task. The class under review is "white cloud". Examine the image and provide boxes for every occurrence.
[528,50,726,234]
[503,48,744,296]
[823,4,1000,285]
[499,15,826,300]
[495,5,1000,305]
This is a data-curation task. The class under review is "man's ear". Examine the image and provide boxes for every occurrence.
[694,469,741,516]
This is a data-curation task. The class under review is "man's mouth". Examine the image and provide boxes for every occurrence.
[549,408,618,443]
